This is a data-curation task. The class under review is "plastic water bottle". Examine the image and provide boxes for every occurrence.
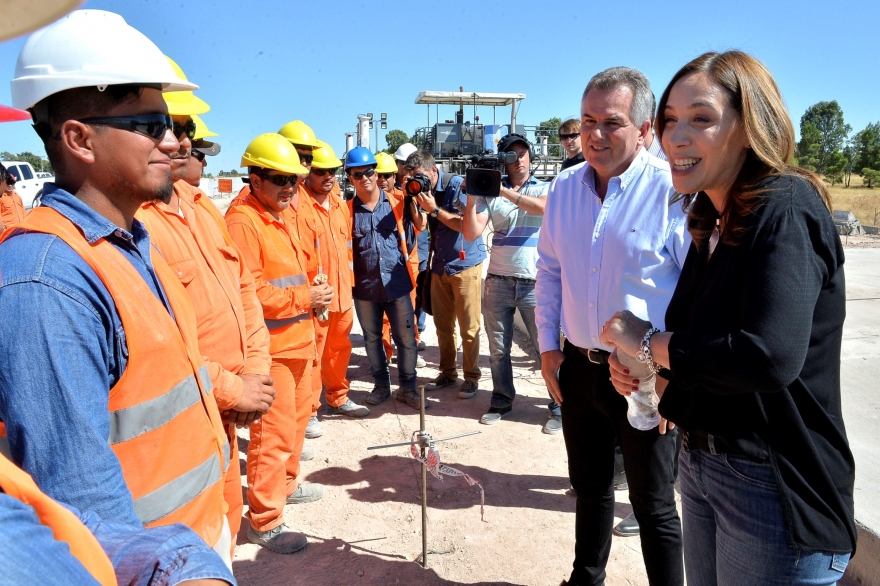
[613,348,660,431]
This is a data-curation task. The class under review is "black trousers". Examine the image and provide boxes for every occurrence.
[560,341,683,586]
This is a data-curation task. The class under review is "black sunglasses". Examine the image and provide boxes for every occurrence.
[298,152,314,165]
[172,120,197,141]
[191,150,206,162]
[310,167,339,176]
[77,113,173,140]
[558,132,580,140]
[348,168,376,180]
[257,171,298,187]
[377,172,395,179]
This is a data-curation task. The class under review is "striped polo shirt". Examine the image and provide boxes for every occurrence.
[475,177,548,279]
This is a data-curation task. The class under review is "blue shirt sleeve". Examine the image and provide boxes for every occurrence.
[75,508,236,586]
[0,233,140,527]
[0,493,103,585]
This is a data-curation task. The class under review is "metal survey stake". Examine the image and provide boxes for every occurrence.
[367,388,483,569]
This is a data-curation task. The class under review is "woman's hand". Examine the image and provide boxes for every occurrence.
[600,310,652,357]
[608,351,641,397]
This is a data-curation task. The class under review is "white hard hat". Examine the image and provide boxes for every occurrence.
[394,142,418,162]
[10,10,197,111]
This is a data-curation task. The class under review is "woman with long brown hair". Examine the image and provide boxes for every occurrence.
[600,50,856,585]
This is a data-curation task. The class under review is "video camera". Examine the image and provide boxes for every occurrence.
[464,151,518,198]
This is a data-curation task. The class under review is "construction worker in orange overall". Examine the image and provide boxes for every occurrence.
[0,168,27,230]
[137,65,275,560]
[225,133,332,554]
[0,9,232,567]
[301,139,370,421]
[375,152,425,367]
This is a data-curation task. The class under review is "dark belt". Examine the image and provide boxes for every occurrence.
[681,430,729,455]
[574,346,610,364]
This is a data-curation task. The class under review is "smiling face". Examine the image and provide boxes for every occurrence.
[661,71,750,205]
[348,165,377,198]
[87,88,180,204]
[250,169,297,215]
[580,85,649,182]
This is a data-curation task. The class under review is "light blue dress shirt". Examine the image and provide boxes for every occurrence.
[535,149,691,353]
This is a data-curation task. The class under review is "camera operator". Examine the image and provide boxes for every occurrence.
[404,150,485,400]
[461,134,560,433]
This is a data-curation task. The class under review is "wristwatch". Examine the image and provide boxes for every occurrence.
[429,207,441,218]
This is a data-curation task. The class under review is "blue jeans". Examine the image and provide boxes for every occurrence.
[483,274,559,414]
[354,296,417,391]
[679,448,850,586]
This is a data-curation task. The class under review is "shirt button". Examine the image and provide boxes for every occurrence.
[590,303,595,308]
[592,336,597,341]
[592,267,597,273]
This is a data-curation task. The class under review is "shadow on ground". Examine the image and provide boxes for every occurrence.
[232,533,528,586]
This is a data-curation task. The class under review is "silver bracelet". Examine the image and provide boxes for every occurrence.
[636,327,661,374]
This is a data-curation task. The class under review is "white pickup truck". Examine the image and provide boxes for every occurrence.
[1,161,54,209]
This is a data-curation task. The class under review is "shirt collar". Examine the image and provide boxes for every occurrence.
[579,148,649,195]
[353,188,388,210]
[41,184,144,245]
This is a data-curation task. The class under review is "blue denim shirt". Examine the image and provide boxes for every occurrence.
[431,171,486,276]
[0,492,235,585]
[351,189,414,302]
[0,185,174,527]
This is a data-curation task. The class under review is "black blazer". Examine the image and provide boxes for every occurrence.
[661,174,856,553]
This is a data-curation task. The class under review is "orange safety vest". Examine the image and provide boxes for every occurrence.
[226,201,314,355]
[348,189,418,288]
[0,207,229,546]
[0,453,117,586]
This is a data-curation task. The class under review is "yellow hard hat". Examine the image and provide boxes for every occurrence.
[240,133,308,175]
[311,140,343,169]
[278,120,321,149]
[192,114,217,140]
[374,152,397,174]
[163,56,210,116]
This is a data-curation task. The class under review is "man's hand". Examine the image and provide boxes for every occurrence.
[541,350,566,405]
[309,283,333,308]
[415,191,438,213]
[226,373,275,428]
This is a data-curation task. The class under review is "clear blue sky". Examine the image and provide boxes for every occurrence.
[2,0,878,173]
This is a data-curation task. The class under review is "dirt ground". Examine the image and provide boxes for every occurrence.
[840,232,880,248]
[230,315,667,586]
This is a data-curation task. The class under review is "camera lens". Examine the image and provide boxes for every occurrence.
[474,174,493,193]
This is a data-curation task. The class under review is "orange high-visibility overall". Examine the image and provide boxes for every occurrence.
[0,207,229,547]
[138,180,272,555]
[0,190,26,230]
[226,193,316,532]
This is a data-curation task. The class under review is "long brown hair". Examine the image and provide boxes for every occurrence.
[656,51,831,248]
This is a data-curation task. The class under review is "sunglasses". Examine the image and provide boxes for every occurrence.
[298,152,314,165]
[172,120,197,141]
[348,168,376,180]
[257,172,298,187]
[191,150,206,162]
[377,172,395,179]
[77,113,173,140]
[310,167,339,176]
[558,132,580,140]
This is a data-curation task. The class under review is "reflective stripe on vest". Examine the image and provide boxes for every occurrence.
[0,208,228,546]
[267,274,308,288]
[0,454,118,586]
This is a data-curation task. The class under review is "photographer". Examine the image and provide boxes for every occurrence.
[405,150,485,400]
[461,135,560,433]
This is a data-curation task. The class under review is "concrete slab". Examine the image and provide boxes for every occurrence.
[840,248,880,585]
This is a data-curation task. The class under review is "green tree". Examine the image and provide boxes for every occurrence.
[797,101,851,175]
[796,123,822,171]
[852,122,880,175]
[825,150,847,186]
[383,130,409,155]
[535,117,563,157]
[862,168,880,189]
[1,150,53,174]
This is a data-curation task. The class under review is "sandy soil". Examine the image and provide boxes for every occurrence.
[840,233,880,248]
[230,315,667,586]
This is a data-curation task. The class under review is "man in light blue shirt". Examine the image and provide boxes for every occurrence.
[536,67,689,586]
[462,134,561,433]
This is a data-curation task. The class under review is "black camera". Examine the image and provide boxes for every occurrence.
[405,173,431,196]
[465,151,517,197]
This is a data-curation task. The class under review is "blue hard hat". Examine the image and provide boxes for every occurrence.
[344,146,377,169]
